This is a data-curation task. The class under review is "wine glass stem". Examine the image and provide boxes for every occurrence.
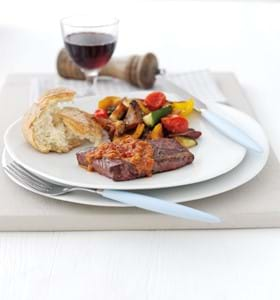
[84,70,98,95]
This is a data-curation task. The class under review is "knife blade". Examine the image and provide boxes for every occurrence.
[157,76,263,153]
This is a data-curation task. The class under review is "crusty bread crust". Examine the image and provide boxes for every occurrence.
[58,107,108,146]
[22,88,76,153]
[22,87,107,153]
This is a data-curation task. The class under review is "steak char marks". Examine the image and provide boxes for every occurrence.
[76,138,194,181]
[150,139,194,173]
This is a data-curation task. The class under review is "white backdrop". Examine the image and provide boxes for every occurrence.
[1,0,280,74]
[1,1,280,299]
[1,0,280,155]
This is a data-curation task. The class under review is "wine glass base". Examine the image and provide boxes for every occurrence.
[82,70,99,96]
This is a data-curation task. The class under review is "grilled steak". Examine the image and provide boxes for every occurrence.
[149,139,194,173]
[89,158,139,181]
[76,138,194,181]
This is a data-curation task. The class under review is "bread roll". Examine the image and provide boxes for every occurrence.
[22,88,108,153]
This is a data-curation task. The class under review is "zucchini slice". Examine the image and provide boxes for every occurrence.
[143,106,172,127]
[174,136,198,148]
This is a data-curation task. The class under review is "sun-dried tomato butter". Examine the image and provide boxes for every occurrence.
[86,136,154,176]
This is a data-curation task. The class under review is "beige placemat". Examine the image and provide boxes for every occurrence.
[0,72,279,231]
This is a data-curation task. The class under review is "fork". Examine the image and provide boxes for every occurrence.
[3,161,221,223]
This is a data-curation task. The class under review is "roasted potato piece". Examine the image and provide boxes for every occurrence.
[109,102,127,121]
[136,99,150,114]
[122,98,132,107]
[114,120,126,137]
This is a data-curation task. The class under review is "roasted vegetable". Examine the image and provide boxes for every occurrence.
[114,120,126,137]
[96,94,201,147]
[150,123,164,139]
[143,105,172,127]
[94,117,125,139]
[161,115,188,133]
[144,91,167,111]
[136,99,150,114]
[132,123,145,139]
[93,116,116,138]
[122,98,132,107]
[172,99,194,117]
[141,126,153,140]
[94,108,108,119]
[168,128,202,139]
[109,102,127,121]
[174,136,197,148]
[124,100,143,130]
[98,96,122,110]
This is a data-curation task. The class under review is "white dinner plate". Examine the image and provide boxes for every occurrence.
[4,92,246,190]
[2,113,269,206]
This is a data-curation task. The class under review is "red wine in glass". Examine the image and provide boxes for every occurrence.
[64,32,116,70]
[61,15,119,95]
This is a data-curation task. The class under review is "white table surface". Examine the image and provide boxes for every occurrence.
[1,1,280,299]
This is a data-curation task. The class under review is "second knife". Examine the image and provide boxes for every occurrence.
[157,76,262,153]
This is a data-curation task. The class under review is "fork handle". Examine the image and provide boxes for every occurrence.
[94,189,220,223]
[70,188,219,223]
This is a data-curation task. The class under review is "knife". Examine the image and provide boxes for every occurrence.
[157,76,263,153]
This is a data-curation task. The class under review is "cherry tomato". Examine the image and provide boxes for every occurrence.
[161,115,188,133]
[94,108,108,119]
[144,92,167,111]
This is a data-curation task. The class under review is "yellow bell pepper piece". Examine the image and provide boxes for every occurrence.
[171,99,194,117]
[98,96,122,110]
[150,123,164,139]
[132,123,145,139]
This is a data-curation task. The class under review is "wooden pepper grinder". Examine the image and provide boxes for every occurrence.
[57,49,160,89]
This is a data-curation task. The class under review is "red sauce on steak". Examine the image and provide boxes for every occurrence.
[86,136,154,176]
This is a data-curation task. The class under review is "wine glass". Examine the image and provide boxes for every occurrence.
[60,15,119,95]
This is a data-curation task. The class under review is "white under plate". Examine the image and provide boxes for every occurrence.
[4,92,246,190]
[2,120,269,206]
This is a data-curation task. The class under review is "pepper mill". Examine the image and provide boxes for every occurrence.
[56,49,160,89]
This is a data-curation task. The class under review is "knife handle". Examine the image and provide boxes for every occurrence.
[201,109,263,153]
[98,189,221,223]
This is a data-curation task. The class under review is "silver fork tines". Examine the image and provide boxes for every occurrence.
[7,163,48,188]
[4,161,102,196]
[4,162,68,195]
[3,160,221,223]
